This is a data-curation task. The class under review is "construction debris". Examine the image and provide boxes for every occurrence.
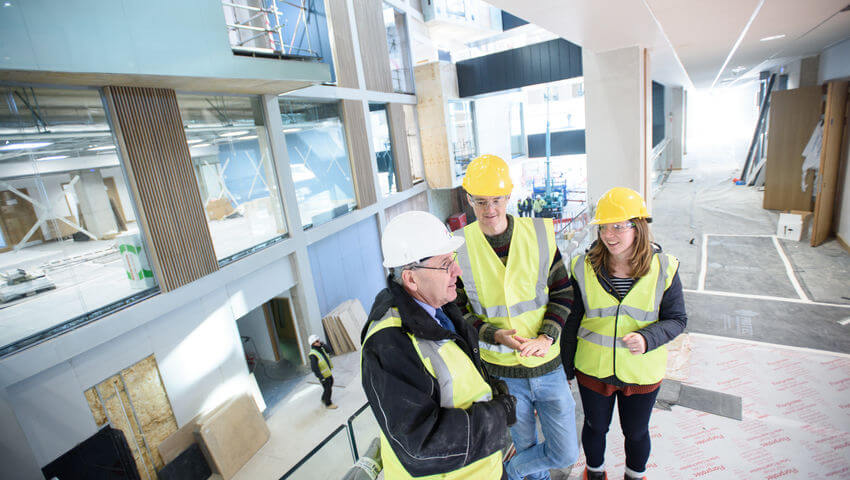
[0,269,56,303]
[322,299,368,354]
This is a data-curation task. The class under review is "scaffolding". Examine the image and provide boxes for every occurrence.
[222,0,321,59]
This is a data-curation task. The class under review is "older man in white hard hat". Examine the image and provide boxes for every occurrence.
[308,334,337,409]
[361,210,516,480]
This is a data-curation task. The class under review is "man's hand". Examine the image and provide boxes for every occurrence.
[515,334,553,357]
[494,329,523,350]
[622,332,647,355]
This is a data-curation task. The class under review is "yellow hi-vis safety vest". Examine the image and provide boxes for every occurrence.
[362,308,502,480]
[309,348,333,379]
[570,252,679,385]
[456,217,559,367]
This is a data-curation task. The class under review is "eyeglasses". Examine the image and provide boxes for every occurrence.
[597,222,635,234]
[469,196,508,209]
[411,252,458,274]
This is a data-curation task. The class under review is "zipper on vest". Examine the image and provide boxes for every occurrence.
[600,274,623,378]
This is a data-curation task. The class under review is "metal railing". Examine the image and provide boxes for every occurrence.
[222,0,321,59]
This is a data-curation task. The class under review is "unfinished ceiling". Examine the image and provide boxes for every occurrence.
[485,0,850,89]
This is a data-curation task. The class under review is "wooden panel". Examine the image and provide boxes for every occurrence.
[104,86,218,292]
[384,191,429,222]
[812,81,848,246]
[414,62,453,188]
[0,188,43,246]
[387,103,413,191]
[341,99,378,207]
[763,86,823,211]
[354,0,393,93]
[326,0,360,89]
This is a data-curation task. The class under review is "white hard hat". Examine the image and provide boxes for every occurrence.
[308,334,320,344]
[381,211,464,268]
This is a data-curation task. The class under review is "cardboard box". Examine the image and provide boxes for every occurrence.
[776,210,812,241]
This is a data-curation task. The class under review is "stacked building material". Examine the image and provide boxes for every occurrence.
[322,299,368,354]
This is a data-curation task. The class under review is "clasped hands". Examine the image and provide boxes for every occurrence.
[494,329,553,357]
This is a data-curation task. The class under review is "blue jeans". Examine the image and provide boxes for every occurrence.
[502,365,579,480]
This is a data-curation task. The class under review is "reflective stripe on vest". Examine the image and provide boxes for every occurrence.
[362,309,502,480]
[456,218,559,367]
[570,253,678,384]
[309,348,332,379]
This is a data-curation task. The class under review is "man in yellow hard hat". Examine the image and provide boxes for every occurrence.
[455,154,579,480]
[361,211,517,479]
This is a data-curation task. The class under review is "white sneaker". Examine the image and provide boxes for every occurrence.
[326,403,338,410]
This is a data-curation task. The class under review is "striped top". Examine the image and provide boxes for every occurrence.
[608,276,635,300]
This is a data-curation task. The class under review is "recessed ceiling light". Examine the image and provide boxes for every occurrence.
[88,145,116,151]
[220,130,250,137]
[760,34,786,42]
[0,142,52,151]
[191,143,211,148]
[238,135,258,140]
[187,139,203,144]
[36,155,69,161]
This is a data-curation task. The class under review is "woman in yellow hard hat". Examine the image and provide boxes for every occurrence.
[561,187,687,480]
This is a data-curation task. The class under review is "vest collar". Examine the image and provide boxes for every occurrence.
[387,277,458,341]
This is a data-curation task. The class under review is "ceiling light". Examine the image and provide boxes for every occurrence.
[283,128,301,133]
[36,155,69,161]
[760,34,786,42]
[191,143,211,148]
[238,135,258,140]
[186,139,203,144]
[0,142,52,151]
[88,145,116,151]
[220,130,250,137]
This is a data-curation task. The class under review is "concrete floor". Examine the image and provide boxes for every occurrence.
[230,148,850,479]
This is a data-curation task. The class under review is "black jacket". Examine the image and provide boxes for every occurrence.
[360,278,509,478]
[561,244,688,383]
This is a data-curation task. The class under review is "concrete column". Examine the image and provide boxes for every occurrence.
[671,86,684,170]
[74,170,117,238]
[583,46,651,211]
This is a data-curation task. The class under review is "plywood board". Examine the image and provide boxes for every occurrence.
[194,393,270,480]
[414,62,453,188]
[811,81,848,246]
[763,86,822,211]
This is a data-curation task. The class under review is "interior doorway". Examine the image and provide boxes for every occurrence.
[235,290,307,414]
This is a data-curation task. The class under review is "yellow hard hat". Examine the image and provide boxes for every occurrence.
[591,187,650,224]
[462,154,513,196]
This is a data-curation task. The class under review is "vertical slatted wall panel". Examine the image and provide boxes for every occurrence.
[326,0,360,89]
[104,86,218,291]
[387,103,413,191]
[354,0,393,93]
[341,99,377,207]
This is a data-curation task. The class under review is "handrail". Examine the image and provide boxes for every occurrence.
[346,403,372,459]
[279,424,348,479]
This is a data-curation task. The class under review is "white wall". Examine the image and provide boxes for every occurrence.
[819,37,850,83]
[474,95,513,162]
[837,137,850,247]
[583,46,647,207]
[236,306,277,362]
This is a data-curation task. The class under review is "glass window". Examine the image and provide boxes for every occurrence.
[383,3,415,94]
[369,103,397,197]
[0,86,157,354]
[510,102,525,158]
[177,94,287,261]
[278,97,356,229]
[448,100,477,181]
[402,105,424,184]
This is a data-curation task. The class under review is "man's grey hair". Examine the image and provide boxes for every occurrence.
[391,261,422,286]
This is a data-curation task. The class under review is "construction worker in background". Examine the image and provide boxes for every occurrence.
[308,335,337,410]
[517,197,526,217]
[561,187,687,480]
[455,154,579,480]
[533,195,545,217]
[361,210,517,480]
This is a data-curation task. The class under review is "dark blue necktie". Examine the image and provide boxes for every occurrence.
[435,308,456,334]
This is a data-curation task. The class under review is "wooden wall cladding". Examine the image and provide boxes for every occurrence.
[763,86,823,211]
[414,62,453,188]
[341,99,378,207]
[387,103,413,191]
[354,0,393,93]
[104,86,218,292]
[384,191,429,223]
[326,0,360,89]
[812,81,849,246]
